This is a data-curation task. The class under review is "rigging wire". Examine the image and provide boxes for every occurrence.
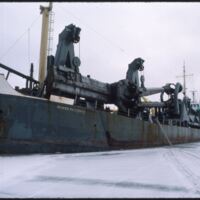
[28,28,30,66]
[79,40,81,59]
[0,14,40,61]
[56,4,132,61]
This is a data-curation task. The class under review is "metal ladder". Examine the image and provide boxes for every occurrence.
[47,10,55,56]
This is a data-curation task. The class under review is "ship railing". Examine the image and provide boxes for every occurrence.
[0,63,39,90]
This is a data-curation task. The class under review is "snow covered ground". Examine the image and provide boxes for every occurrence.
[1,142,200,198]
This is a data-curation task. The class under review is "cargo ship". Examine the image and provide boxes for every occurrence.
[0,3,200,154]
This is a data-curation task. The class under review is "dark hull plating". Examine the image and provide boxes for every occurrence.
[1,93,200,154]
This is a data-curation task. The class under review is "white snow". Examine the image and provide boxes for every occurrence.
[1,142,200,198]
[0,74,23,96]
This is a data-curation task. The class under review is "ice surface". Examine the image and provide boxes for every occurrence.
[1,143,200,198]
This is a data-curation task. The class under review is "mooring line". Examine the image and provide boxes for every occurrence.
[155,117,200,194]
[155,118,173,146]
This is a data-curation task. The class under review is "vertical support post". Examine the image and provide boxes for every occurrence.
[38,3,52,83]
[30,63,34,89]
[26,79,28,89]
[6,71,10,80]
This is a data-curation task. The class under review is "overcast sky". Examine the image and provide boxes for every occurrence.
[0,2,200,101]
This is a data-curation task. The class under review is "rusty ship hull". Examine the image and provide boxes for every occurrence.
[1,91,200,154]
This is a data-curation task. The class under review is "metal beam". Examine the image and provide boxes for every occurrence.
[0,63,39,84]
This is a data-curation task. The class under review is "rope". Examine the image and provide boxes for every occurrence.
[154,117,173,146]
[79,40,81,59]
[0,14,40,61]
[155,117,200,193]
[56,4,132,61]
[28,28,30,66]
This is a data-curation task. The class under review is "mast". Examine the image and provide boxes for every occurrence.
[176,61,193,97]
[183,62,186,96]
[191,90,197,103]
[38,2,53,83]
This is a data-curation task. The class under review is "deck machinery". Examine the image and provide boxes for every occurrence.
[1,24,200,154]
[43,24,200,129]
[1,24,200,129]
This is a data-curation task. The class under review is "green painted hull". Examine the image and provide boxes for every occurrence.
[0,94,200,154]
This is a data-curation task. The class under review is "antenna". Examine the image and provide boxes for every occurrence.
[190,90,197,103]
[176,61,193,96]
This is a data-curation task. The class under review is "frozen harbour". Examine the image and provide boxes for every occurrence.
[1,143,200,198]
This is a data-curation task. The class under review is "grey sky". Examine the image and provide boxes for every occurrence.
[0,2,200,101]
